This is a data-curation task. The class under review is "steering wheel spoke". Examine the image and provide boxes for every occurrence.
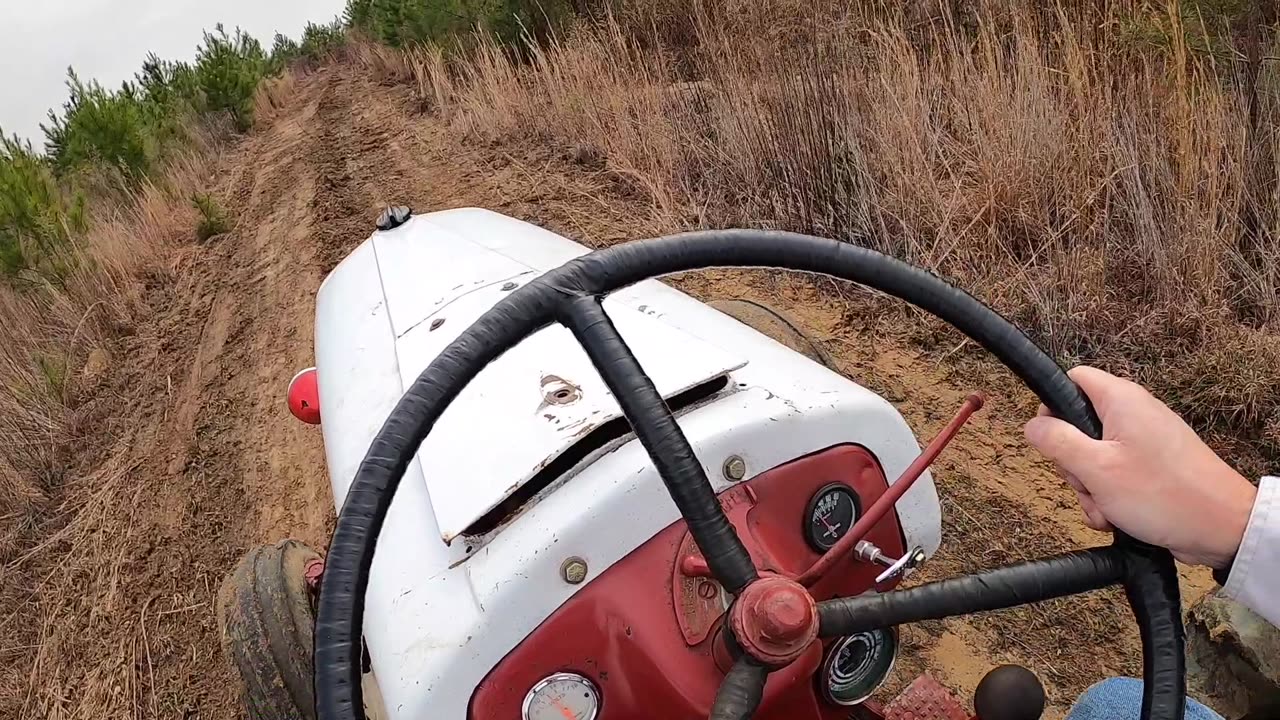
[709,659,769,720]
[817,546,1127,637]
[557,294,759,593]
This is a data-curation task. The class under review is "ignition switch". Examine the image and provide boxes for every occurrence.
[855,541,926,584]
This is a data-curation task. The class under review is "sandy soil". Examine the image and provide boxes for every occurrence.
[4,61,1219,719]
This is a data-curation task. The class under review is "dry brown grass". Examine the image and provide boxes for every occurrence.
[253,72,303,127]
[0,127,221,718]
[398,0,1280,471]
[350,35,459,115]
[351,37,415,86]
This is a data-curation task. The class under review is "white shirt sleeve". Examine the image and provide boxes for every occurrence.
[1221,476,1280,627]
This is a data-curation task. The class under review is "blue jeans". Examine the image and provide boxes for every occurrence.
[1067,678,1222,720]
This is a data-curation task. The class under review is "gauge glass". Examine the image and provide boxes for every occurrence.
[522,672,600,720]
[822,627,898,706]
[805,483,861,552]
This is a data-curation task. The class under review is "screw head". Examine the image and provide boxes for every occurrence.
[561,557,588,584]
[698,580,719,600]
[501,281,518,291]
[429,318,445,331]
[723,455,747,482]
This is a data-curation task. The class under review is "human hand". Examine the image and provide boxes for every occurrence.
[1023,366,1257,569]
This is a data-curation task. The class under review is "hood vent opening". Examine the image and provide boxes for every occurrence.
[461,374,732,538]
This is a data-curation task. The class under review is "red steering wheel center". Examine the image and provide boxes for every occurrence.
[728,576,819,667]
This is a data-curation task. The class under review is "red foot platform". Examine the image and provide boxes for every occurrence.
[879,675,970,720]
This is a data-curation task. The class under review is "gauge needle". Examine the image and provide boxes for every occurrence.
[821,516,841,537]
[552,699,577,720]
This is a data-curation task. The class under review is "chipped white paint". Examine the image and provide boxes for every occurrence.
[313,209,942,719]
[394,285,745,543]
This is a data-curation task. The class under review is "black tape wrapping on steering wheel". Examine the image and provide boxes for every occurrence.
[709,659,768,720]
[559,295,759,592]
[818,547,1127,634]
[816,545,1184,720]
[1120,537,1188,720]
[314,229,1185,720]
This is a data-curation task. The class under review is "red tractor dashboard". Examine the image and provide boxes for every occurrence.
[471,444,907,719]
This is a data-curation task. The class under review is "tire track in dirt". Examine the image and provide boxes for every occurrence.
[109,68,340,717]
[121,68,368,715]
[25,67,355,718]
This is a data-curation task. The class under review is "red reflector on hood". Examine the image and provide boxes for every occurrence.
[288,368,321,424]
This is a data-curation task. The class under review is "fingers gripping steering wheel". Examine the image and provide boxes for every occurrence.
[314,230,1185,720]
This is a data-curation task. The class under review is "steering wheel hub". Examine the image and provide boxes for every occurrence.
[730,576,818,667]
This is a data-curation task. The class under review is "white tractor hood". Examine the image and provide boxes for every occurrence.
[312,209,942,718]
[315,209,744,543]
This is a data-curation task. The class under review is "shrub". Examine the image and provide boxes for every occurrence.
[194,25,270,132]
[39,24,282,188]
[42,71,155,179]
[136,53,201,110]
[3,19,301,297]
[269,32,303,72]
[192,192,230,241]
[301,20,348,60]
[345,0,575,47]
[0,135,86,284]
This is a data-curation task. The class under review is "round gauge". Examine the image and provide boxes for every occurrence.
[522,672,600,720]
[822,627,899,706]
[804,483,862,552]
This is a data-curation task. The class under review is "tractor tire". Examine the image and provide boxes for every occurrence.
[218,539,320,720]
[709,298,836,370]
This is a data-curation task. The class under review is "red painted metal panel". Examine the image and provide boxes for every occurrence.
[470,444,906,719]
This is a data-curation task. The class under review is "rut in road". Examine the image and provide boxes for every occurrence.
[5,60,1215,720]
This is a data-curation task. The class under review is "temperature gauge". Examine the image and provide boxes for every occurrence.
[522,672,600,720]
[804,483,861,552]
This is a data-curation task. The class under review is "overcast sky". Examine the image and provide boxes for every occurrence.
[0,0,348,146]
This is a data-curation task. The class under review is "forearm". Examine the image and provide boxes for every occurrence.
[1220,476,1280,627]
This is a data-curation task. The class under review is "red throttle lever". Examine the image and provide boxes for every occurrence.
[680,393,985,584]
[796,393,985,586]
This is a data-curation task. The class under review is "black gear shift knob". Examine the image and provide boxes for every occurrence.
[974,665,1046,720]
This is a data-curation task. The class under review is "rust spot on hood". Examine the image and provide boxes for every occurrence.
[538,374,582,410]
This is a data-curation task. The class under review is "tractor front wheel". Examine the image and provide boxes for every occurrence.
[218,539,320,720]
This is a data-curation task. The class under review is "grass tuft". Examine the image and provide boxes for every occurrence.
[192,192,230,241]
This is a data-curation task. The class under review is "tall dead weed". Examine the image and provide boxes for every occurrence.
[403,1,1280,471]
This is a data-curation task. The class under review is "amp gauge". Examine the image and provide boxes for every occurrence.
[804,483,862,552]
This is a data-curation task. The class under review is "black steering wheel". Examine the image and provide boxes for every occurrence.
[314,230,1185,720]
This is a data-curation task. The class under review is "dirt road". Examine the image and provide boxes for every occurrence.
[9,61,1217,719]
